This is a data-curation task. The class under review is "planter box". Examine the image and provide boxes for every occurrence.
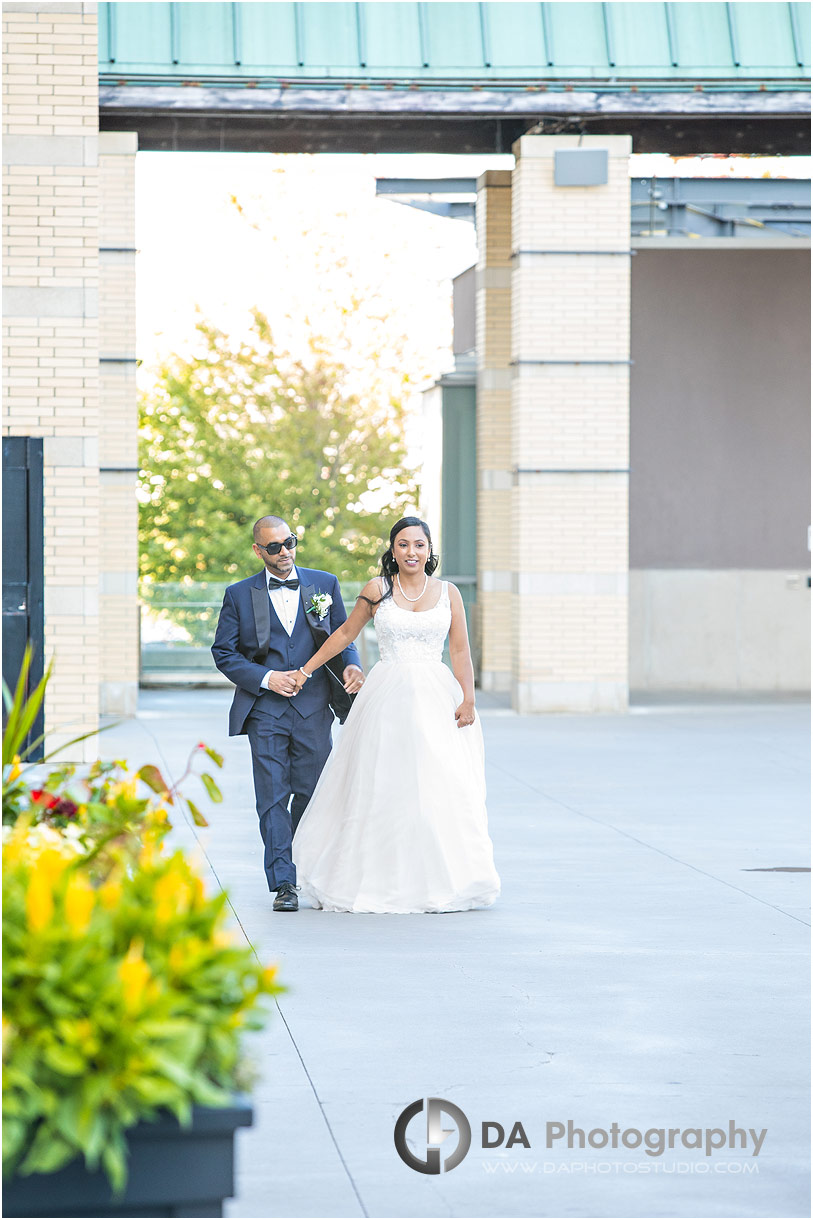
[3,1099,252,1218]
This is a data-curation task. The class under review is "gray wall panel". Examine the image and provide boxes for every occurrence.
[630,249,811,569]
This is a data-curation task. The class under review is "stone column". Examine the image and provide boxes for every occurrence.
[510,135,632,712]
[475,169,512,692]
[2,1,100,757]
[99,131,139,716]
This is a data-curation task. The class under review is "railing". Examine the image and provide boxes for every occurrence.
[140,576,478,680]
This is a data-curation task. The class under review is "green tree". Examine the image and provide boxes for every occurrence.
[139,308,419,587]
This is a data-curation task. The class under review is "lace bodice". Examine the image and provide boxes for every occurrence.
[374,579,451,663]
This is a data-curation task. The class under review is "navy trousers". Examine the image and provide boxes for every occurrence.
[245,698,333,891]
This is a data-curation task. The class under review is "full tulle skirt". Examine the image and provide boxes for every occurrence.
[292,659,501,913]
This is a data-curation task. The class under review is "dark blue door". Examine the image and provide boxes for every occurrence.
[2,437,44,759]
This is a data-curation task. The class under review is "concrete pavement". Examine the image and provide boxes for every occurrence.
[102,689,810,1219]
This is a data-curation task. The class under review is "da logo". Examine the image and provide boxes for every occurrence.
[394,1098,472,1174]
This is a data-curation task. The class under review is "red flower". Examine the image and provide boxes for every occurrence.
[30,790,58,809]
[52,798,78,819]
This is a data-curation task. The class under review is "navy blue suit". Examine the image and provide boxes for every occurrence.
[211,567,362,890]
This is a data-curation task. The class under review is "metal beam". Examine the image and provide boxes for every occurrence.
[377,177,810,239]
[98,84,811,156]
[376,178,478,194]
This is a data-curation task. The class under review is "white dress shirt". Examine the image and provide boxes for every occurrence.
[261,565,301,690]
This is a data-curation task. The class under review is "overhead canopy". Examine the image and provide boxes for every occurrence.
[98,2,811,153]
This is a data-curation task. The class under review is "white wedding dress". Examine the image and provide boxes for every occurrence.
[292,580,501,914]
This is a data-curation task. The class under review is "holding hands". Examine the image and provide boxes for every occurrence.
[288,664,365,695]
[266,670,300,697]
[290,667,310,693]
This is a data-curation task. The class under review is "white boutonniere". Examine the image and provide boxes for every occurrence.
[307,592,333,621]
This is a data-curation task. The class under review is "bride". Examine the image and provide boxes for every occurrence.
[290,516,500,914]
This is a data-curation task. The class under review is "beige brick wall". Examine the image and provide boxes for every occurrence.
[2,1,101,757]
[510,135,632,712]
[475,170,512,691]
[99,131,139,716]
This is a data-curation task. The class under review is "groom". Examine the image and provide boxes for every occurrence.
[211,516,364,911]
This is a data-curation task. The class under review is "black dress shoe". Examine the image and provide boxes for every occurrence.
[273,882,299,912]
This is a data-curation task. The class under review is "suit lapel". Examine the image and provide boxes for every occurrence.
[298,573,322,633]
[299,582,315,615]
[250,572,271,659]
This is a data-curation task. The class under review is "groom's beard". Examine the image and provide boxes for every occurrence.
[263,554,294,579]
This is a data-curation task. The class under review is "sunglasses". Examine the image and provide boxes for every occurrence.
[256,535,298,556]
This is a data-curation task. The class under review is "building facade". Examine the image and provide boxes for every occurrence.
[2,2,809,752]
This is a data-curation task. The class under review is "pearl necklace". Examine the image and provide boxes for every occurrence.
[396,572,428,603]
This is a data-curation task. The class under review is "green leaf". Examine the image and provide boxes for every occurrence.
[185,798,209,827]
[43,1043,86,1076]
[81,1112,108,1169]
[148,1052,196,1089]
[190,1076,232,1108]
[199,773,223,804]
[136,763,172,801]
[132,1076,184,1107]
[2,1117,27,1167]
[166,1095,193,1128]
[100,1132,128,1197]
[201,745,224,768]
[19,1126,74,1177]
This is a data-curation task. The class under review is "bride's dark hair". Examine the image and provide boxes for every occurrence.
[359,516,439,606]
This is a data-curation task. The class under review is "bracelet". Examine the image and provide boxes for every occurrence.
[299,667,312,679]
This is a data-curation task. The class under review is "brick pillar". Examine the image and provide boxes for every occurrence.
[510,135,632,712]
[99,132,139,716]
[475,170,512,692]
[2,1,100,757]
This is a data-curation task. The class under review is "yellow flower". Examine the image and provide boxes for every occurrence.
[24,849,68,932]
[98,877,122,910]
[39,848,70,882]
[64,873,94,934]
[8,754,22,782]
[118,940,151,1011]
[25,870,54,933]
[138,839,158,869]
[110,779,137,801]
[168,943,186,974]
[153,866,192,923]
[261,964,279,988]
[2,819,29,865]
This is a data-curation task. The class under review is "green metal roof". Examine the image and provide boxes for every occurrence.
[99,2,810,85]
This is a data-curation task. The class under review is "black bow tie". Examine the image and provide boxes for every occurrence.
[268,577,300,591]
